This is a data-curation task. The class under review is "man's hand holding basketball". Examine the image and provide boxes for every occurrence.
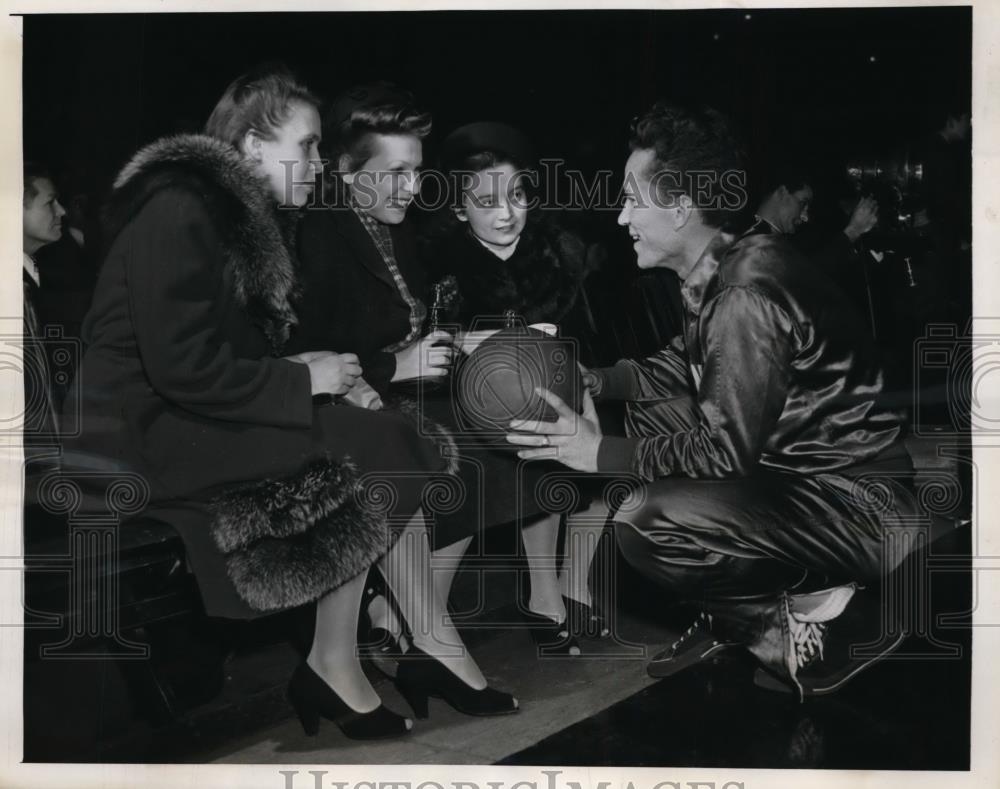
[506,387,602,472]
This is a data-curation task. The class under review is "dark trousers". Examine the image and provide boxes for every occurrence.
[611,404,919,606]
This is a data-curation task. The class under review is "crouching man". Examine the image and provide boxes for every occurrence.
[507,103,918,698]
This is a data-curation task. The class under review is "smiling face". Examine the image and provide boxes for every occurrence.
[344,133,423,225]
[248,100,322,207]
[456,163,529,255]
[23,177,66,255]
[617,148,686,271]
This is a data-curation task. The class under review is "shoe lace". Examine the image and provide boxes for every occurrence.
[789,618,827,670]
[670,612,712,655]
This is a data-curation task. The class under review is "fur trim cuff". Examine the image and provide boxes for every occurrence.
[210,456,360,554]
[209,456,395,612]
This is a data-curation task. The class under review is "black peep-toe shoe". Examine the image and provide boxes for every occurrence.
[394,646,519,718]
[563,596,611,640]
[521,609,582,656]
[287,662,412,740]
[361,587,406,653]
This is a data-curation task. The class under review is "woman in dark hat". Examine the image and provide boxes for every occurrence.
[288,84,518,718]
[428,122,589,327]
[417,122,608,652]
[62,65,512,742]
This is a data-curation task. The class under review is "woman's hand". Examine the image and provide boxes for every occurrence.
[285,351,362,396]
[391,330,456,382]
[505,386,603,472]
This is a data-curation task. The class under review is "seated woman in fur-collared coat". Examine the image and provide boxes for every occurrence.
[61,65,513,742]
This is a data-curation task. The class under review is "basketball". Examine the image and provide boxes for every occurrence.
[454,327,581,440]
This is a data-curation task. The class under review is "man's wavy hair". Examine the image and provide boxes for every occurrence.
[628,103,747,229]
[23,161,52,207]
[324,82,432,172]
[205,62,320,151]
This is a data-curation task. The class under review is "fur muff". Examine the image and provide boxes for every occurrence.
[209,455,398,612]
[103,133,299,352]
[210,456,361,554]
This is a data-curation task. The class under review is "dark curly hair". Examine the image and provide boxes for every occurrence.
[756,160,814,204]
[324,82,432,171]
[23,161,53,206]
[628,103,747,228]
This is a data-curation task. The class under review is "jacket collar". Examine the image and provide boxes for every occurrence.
[327,204,401,292]
[744,215,780,238]
[23,253,40,287]
[679,231,736,316]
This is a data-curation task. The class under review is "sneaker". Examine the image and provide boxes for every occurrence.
[646,612,741,678]
[753,585,904,698]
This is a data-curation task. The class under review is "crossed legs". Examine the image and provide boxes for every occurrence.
[308,507,489,712]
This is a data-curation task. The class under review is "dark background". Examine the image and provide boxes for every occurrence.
[24,7,971,197]
[22,7,973,365]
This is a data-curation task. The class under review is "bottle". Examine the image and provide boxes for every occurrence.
[429,283,445,333]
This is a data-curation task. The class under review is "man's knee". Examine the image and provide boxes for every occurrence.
[610,477,802,601]
[610,484,681,568]
[612,490,724,586]
[610,477,719,546]
[613,517,655,569]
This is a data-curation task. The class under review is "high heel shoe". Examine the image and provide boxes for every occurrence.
[521,609,582,656]
[394,646,519,719]
[563,596,610,640]
[361,574,407,655]
[287,662,412,740]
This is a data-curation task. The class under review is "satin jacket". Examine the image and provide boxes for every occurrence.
[594,231,907,481]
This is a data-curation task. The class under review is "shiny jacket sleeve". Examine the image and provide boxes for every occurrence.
[597,286,794,480]
[590,337,692,402]
[127,189,313,427]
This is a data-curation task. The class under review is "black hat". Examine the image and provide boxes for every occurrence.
[440,122,535,173]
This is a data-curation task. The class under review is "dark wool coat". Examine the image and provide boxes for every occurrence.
[425,217,589,329]
[62,135,444,619]
[418,218,593,547]
[287,206,426,396]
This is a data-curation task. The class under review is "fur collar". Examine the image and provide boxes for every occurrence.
[104,133,298,352]
[432,218,588,327]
